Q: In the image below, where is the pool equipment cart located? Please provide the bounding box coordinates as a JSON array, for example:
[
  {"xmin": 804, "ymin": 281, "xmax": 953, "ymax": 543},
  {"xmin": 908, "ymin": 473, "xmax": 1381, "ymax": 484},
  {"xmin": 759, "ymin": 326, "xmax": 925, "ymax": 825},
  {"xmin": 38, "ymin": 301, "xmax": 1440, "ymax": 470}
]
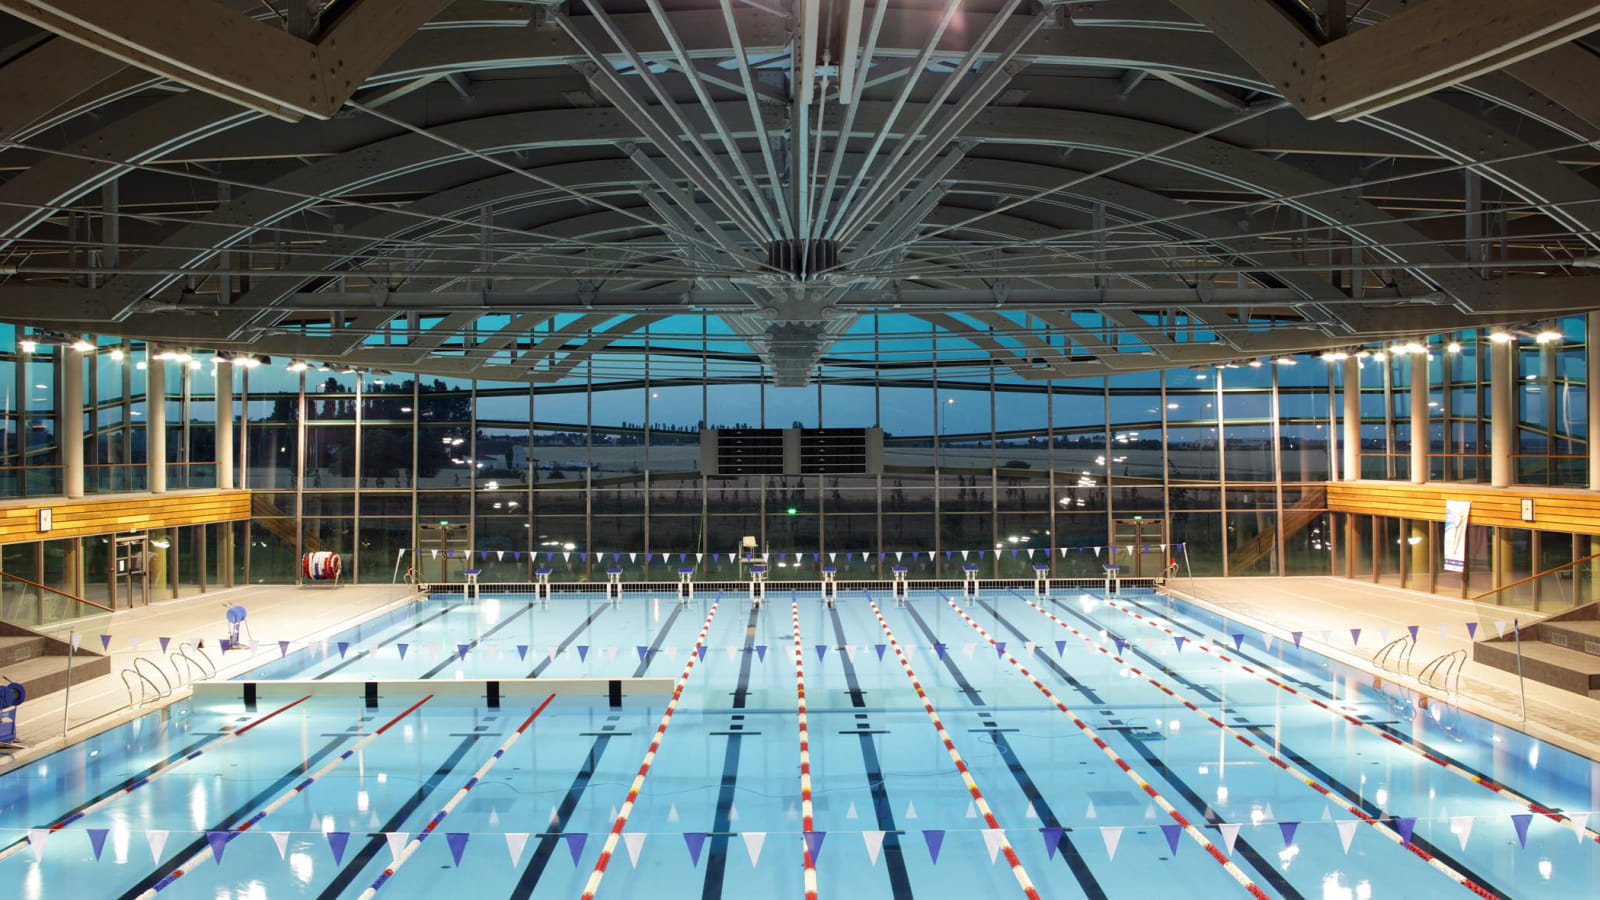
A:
[
  {"xmin": 0, "ymin": 676, "xmax": 23, "ymax": 745},
  {"xmin": 223, "ymin": 604, "xmax": 252, "ymax": 649}
]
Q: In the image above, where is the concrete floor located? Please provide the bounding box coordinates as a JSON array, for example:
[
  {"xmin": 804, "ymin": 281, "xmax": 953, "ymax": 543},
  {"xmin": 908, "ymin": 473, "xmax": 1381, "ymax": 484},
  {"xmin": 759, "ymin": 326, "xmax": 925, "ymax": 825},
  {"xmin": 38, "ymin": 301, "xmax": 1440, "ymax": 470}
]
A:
[
  {"xmin": 1170, "ymin": 575, "xmax": 1600, "ymax": 762},
  {"xmin": 1, "ymin": 582, "xmax": 414, "ymax": 771},
  {"xmin": 4, "ymin": 575, "xmax": 1597, "ymax": 775}
]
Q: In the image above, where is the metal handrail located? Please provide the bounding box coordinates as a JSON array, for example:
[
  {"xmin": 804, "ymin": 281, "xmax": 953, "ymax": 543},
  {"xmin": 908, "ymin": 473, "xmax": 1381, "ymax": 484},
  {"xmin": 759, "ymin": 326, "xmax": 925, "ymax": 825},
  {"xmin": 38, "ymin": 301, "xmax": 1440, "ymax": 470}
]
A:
[
  {"xmin": 121, "ymin": 667, "xmax": 165, "ymax": 708},
  {"xmin": 1418, "ymin": 649, "xmax": 1467, "ymax": 694},
  {"xmin": 1373, "ymin": 635, "xmax": 1414, "ymax": 674},
  {"xmin": 133, "ymin": 656, "xmax": 172, "ymax": 698},
  {"xmin": 1468, "ymin": 550, "xmax": 1600, "ymax": 603},
  {"xmin": 0, "ymin": 570, "xmax": 111, "ymax": 613},
  {"xmin": 171, "ymin": 642, "xmax": 215, "ymax": 682}
]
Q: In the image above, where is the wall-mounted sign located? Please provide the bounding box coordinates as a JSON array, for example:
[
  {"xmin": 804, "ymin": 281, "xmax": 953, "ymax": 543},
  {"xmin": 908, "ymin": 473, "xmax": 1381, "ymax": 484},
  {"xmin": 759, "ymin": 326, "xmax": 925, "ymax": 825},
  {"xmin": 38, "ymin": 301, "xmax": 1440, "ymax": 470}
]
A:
[
  {"xmin": 38, "ymin": 508, "xmax": 51, "ymax": 533},
  {"xmin": 1521, "ymin": 497, "xmax": 1535, "ymax": 522}
]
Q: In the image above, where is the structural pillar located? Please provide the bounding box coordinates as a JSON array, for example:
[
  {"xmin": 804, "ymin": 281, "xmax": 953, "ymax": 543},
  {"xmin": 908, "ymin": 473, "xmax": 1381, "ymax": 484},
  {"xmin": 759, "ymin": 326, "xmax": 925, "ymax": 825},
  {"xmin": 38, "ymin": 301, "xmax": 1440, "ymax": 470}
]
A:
[
  {"xmin": 62, "ymin": 346, "xmax": 84, "ymax": 499},
  {"xmin": 1341, "ymin": 357, "xmax": 1360, "ymax": 480},
  {"xmin": 148, "ymin": 355, "xmax": 166, "ymax": 493},
  {"xmin": 1490, "ymin": 337, "xmax": 1514, "ymax": 488},
  {"xmin": 216, "ymin": 362, "xmax": 235, "ymax": 490},
  {"xmin": 1410, "ymin": 351, "xmax": 1428, "ymax": 484},
  {"xmin": 1590, "ymin": 313, "xmax": 1600, "ymax": 489}
]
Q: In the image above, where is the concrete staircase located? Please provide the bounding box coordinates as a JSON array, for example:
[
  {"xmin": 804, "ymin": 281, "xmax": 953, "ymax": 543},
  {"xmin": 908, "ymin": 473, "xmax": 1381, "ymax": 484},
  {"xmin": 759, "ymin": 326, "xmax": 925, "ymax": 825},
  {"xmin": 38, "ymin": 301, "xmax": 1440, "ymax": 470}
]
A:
[
  {"xmin": 0, "ymin": 622, "xmax": 110, "ymax": 700},
  {"xmin": 1473, "ymin": 602, "xmax": 1600, "ymax": 698}
]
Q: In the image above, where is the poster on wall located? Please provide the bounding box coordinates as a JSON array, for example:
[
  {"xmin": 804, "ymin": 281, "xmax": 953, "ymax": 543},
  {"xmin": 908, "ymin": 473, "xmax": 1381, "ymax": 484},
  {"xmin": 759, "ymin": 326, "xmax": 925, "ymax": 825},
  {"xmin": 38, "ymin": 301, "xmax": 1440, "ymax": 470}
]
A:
[{"xmin": 1443, "ymin": 499, "xmax": 1471, "ymax": 572}]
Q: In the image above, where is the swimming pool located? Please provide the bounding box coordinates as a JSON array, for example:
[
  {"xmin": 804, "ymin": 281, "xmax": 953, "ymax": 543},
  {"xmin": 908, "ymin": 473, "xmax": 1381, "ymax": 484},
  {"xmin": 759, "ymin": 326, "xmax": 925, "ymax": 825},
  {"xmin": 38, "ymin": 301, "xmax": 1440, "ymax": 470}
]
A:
[{"xmin": 1, "ymin": 587, "xmax": 1595, "ymax": 898}]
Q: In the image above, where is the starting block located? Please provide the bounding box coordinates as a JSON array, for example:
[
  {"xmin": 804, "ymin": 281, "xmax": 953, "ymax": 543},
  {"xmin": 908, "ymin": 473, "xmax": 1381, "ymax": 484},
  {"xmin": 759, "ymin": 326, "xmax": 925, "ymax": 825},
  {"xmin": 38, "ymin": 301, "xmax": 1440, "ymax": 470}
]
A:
[
  {"xmin": 464, "ymin": 568, "xmax": 481, "ymax": 600},
  {"xmin": 535, "ymin": 568, "xmax": 552, "ymax": 604},
  {"xmin": 606, "ymin": 568, "xmax": 624, "ymax": 601},
  {"xmin": 1104, "ymin": 564, "xmax": 1121, "ymax": 596},
  {"xmin": 891, "ymin": 565, "xmax": 909, "ymax": 605},
  {"xmin": 820, "ymin": 567, "xmax": 838, "ymax": 606},
  {"xmin": 1032, "ymin": 564, "xmax": 1050, "ymax": 598},
  {"xmin": 962, "ymin": 564, "xmax": 980, "ymax": 597},
  {"xmin": 749, "ymin": 565, "xmax": 767, "ymax": 606},
  {"xmin": 677, "ymin": 568, "xmax": 695, "ymax": 602}
]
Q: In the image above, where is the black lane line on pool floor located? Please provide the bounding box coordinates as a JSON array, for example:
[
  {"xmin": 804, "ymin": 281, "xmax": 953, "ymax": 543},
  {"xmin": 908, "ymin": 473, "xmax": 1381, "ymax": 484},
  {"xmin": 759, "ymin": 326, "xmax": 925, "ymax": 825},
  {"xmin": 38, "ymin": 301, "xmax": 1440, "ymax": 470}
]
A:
[
  {"xmin": 314, "ymin": 603, "xmax": 456, "ymax": 679},
  {"xmin": 827, "ymin": 601, "xmax": 916, "ymax": 900},
  {"xmin": 699, "ymin": 604, "xmax": 762, "ymax": 900},
  {"xmin": 962, "ymin": 598, "xmax": 1304, "ymax": 900},
  {"xmin": 1022, "ymin": 594, "xmax": 1513, "ymax": 900},
  {"xmin": 628, "ymin": 601, "xmax": 688, "ymax": 676},
  {"xmin": 898, "ymin": 601, "xmax": 1109, "ymax": 900},
  {"xmin": 418, "ymin": 599, "xmax": 539, "ymax": 678},
  {"xmin": 523, "ymin": 603, "xmax": 613, "ymax": 678},
  {"xmin": 116, "ymin": 731, "xmax": 357, "ymax": 899},
  {"xmin": 505, "ymin": 600, "xmax": 698, "ymax": 900},
  {"xmin": 314, "ymin": 732, "xmax": 487, "ymax": 900}
]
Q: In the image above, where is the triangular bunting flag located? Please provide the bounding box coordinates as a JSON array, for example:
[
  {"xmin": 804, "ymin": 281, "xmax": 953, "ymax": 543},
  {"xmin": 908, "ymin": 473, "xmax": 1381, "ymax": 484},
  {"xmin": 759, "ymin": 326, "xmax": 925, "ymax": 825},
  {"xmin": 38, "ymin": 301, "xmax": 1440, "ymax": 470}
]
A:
[
  {"xmin": 337, "ymin": 641, "xmax": 349, "ymax": 658},
  {"xmin": 456, "ymin": 643, "xmax": 469, "ymax": 660},
  {"xmin": 26, "ymin": 829, "xmax": 49, "ymax": 861},
  {"xmin": 803, "ymin": 831, "xmax": 826, "ymax": 863},
  {"xmin": 1231, "ymin": 634, "xmax": 1245, "ymax": 651},
  {"xmin": 861, "ymin": 830, "xmax": 883, "ymax": 866},
  {"xmin": 934, "ymin": 642, "xmax": 947, "ymax": 659},
  {"xmin": 1291, "ymin": 632, "xmax": 1303, "ymax": 647},
  {"xmin": 875, "ymin": 644, "xmax": 887, "ymax": 660},
  {"xmin": 147, "ymin": 830, "xmax": 169, "ymax": 863},
  {"xmin": 100, "ymin": 634, "xmax": 112, "ymax": 651},
  {"xmin": 1350, "ymin": 629, "xmax": 1361, "ymax": 647},
  {"xmin": 1466, "ymin": 622, "xmax": 1478, "ymax": 639},
  {"xmin": 922, "ymin": 829, "xmax": 945, "ymax": 863},
  {"xmin": 756, "ymin": 645, "xmax": 768, "ymax": 661},
  {"xmin": 1571, "ymin": 812, "xmax": 1590, "ymax": 843},
  {"xmin": 397, "ymin": 643, "xmax": 409, "ymax": 659},
  {"xmin": 995, "ymin": 642, "xmax": 1006, "ymax": 657},
  {"xmin": 327, "ymin": 832, "xmax": 351, "ymax": 864},
  {"xmin": 446, "ymin": 832, "xmax": 469, "ymax": 866},
  {"xmin": 505, "ymin": 832, "xmax": 530, "ymax": 865},
  {"xmin": 1408, "ymin": 625, "xmax": 1420, "ymax": 642},
  {"xmin": 565, "ymin": 833, "xmax": 587, "ymax": 864},
  {"xmin": 636, "ymin": 645, "xmax": 649, "ymax": 662},
  {"xmin": 1217, "ymin": 822, "xmax": 1241, "ymax": 855},
  {"xmin": 1174, "ymin": 636, "xmax": 1186, "ymax": 652},
  {"xmin": 578, "ymin": 645, "xmax": 589, "ymax": 661},
  {"xmin": 815, "ymin": 644, "xmax": 828, "ymax": 661},
  {"xmin": 268, "ymin": 831, "xmax": 288, "ymax": 858},
  {"xmin": 1395, "ymin": 817, "xmax": 1416, "ymax": 846},
  {"xmin": 684, "ymin": 832, "xmax": 708, "ymax": 866},
  {"xmin": 159, "ymin": 636, "xmax": 171, "ymax": 652},
  {"xmin": 1041, "ymin": 827, "xmax": 1063, "ymax": 859},
  {"xmin": 87, "ymin": 827, "xmax": 109, "ymax": 861},
  {"xmin": 742, "ymin": 832, "xmax": 766, "ymax": 866},
  {"xmin": 1279, "ymin": 821, "xmax": 1298, "ymax": 847},
  {"xmin": 386, "ymin": 832, "xmax": 408, "ymax": 863},
  {"xmin": 1450, "ymin": 816, "xmax": 1473, "ymax": 850},
  {"xmin": 1511, "ymin": 814, "xmax": 1532, "ymax": 847},
  {"xmin": 904, "ymin": 801, "xmax": 918, "ymax": 820},
  {"xmin": 1101, "ymin": 826, "xmax": 1122, "ymax": 861},
  {"xmin": 1494, "ymin": 620, "xmax": 1507, "ymax": 638},
  {"xmin": 623, "ymin": 832, "xmax": 647, "ymax": 867},
  {"xmin": 981, "ymin": 829, "xmax": 1004, "ymax": 864},
  {"xmin": 206, "ymin": 831, "xmax": 231, "ymax": 863},
  {"xmin": 278, "ymin": 639, "xmax": 290, "ymax": 657},
  {"xmin": 1055, "ymin": 640, "xmax": 1066, "ymax": 656},
  {"xmin": 1113, "ymin": 637, "xmax": 1126, "ymax": 656},
  {"xmin": 1337, "ymin": 820, "xmax": 1358, "ymax": 853},
  {"xmin": 1160, "ymin": 824, "xmax": 1182, "ymax": 854}
]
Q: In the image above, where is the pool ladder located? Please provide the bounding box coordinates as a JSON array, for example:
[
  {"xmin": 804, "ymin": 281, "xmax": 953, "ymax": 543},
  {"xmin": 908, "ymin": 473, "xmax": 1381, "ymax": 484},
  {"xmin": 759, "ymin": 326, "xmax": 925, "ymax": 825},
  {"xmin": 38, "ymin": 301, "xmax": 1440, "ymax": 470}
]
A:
[
  {"xmin": 1373, "ymin": 635, "xmax": 1415, "ymax": 674},
  {"xmin": 1417, "ymin": 649, "xmax": 1466, "ymax": 695},
  {"xmin": 170, "ymin": 642, "xmax": 217, "ymax": 683},
  {"xmin": 121, "ymin": 658, "xmax": 173, "ymax": 709}
]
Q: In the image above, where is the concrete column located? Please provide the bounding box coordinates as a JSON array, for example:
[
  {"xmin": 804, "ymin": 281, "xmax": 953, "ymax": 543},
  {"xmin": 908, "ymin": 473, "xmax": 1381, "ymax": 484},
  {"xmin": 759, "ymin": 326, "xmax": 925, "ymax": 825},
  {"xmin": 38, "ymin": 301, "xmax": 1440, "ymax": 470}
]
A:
[
  {"xmin": 1590, "ymin": 312, "xmax": 1600, "ymax": 489},
  {"xmin": 1410, "ymin": 351, "xmax": 1428, "ymax": 483},
  {"xmin": 1490, "ymin": 338, "xmax": 1514, "ymax": 487},
  {"xmin": 62, "ymin": 348, "xmax": 84, "ymax": 498},
  {"xmin": 1342, "ymin": 357, "xmax": 1361, "ymax": 480},
  {"xmin": 148, "ymin": 355, "xmax": 166, "ymax": 493},
  {"xmin": 216, "ymin": 362, "xmax": 235, "ymax": 490}
]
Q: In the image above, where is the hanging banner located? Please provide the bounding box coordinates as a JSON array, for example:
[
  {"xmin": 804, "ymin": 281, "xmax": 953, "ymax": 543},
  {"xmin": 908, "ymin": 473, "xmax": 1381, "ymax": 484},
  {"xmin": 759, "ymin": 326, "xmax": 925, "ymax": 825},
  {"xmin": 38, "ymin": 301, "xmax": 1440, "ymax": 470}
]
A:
[{"xmin": 1443, "ymin": 499, "xmax": 1470, "ymax": 572}]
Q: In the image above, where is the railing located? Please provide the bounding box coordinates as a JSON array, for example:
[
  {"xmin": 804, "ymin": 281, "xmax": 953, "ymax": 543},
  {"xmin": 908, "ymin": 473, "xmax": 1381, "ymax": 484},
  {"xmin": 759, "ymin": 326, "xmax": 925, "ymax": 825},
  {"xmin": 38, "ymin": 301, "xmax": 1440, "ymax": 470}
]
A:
[
  {"xmin": 122, "ymin": 665, "xmax": 170, "ymax": 709},
  {"xmin": 134, "ymin": 656, "xmax": 173, "ymax": 698},
  {"xmin": 170, "ymin": 641, "xmax": 216, "ymax": 682},
  {"xmin": 1373, "ymin": 635, "xmax": 1414, "ymax": 674},
  {"xmin": 1467, "ymin": 550, "xmax": 1600, "ymax": 608},
  {"xmin": 0, "ymin": 570, "xmax": 111, "ymax": 615},
  {"xmin": 1417, "ymin": 649, "xmax": 1466, "ymax": 694}
]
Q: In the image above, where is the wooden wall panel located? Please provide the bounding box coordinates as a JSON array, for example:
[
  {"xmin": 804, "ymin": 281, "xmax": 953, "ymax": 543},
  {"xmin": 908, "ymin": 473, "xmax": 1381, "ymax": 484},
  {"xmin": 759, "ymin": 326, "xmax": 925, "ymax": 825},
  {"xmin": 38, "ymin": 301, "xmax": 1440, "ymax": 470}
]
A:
[
  {"xmin": 0, "ymin": 490, "xmax": 251, "ymax": 544},
  {"xmin": 1326, "ymin": 482, "xmax": 1600, "ymax": 534}
]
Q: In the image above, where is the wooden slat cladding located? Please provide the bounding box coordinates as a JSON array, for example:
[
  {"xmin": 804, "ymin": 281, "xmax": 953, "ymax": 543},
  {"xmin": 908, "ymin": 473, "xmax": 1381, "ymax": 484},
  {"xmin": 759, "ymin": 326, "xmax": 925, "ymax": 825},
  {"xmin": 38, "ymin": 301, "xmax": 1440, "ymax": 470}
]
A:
[
  {"xmin": 1327, "ymin": 482, "xmax": 1600, "ymax": 533},
  {"xmin": 0, "ymin": 490, "xmax": 251, "ymax": 544}
]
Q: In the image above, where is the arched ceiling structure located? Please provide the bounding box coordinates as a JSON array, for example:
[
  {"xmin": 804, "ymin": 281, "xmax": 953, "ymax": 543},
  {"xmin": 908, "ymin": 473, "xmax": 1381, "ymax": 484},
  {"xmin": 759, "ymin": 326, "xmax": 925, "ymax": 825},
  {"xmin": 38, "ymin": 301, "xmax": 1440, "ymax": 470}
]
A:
[{"xmin": 2, "ymin": 0, "xmax": 1600, "ymax": 385}]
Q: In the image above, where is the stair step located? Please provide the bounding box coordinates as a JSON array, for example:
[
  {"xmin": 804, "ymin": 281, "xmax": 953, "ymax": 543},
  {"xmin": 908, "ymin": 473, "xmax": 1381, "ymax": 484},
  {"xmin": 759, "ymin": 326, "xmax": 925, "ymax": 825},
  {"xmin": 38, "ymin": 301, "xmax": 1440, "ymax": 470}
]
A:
[
  {"xmin": 0, "ymin": 653, "xmax": 112, "ymax": 700},
  {"xmin": 1542, "ymin": 622, "xmax": 1600, "ymax": 656},
  {"xmin": 0, "ymin": 636, "xmax": 50, "ymax": 666}
]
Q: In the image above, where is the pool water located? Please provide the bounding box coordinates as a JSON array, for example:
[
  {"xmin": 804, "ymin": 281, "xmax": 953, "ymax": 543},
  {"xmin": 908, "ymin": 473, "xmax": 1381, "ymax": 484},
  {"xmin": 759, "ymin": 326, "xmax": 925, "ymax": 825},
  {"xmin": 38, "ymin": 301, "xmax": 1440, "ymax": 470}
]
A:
[{"xmin": 1, "ymin": 588, "xmax": 1596, "ymax": 899}]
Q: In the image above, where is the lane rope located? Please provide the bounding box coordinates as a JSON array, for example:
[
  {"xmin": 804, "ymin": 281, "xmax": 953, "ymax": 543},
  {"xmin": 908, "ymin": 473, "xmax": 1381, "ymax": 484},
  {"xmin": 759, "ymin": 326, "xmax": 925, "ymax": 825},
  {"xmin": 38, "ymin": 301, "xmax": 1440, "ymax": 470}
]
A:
[
  {"xmin": 134, "ymin": 694, "xmax": 435, "ymax": 897},
  {"xmin": 1102, "ymin": 592, "xmax": 1600, "ymax": 846},
  {"xmin": 865, "ymin": 596, "xmax": 1043, "ymax": 900},
  {"xmin": 792, "ymin": 602, "xmax": 819, "ymax": 900},
  {"xmin": 357, "ymin": 693, "xmax": 558, "ymax": 897},
  {"xmin": 0, "ymin": 693, "xmax": 313, "ymax": 864},
  {"xmin": 933, "ymin": 591, "xmax": 1269, "ymax": 900},
  {"xmin": 579, "ymin": 601, "xmax": 721, "ymax": 900},
  {"xmin": 1015, "ymin": 593, "xmax": 1497, "ymax": 899}
]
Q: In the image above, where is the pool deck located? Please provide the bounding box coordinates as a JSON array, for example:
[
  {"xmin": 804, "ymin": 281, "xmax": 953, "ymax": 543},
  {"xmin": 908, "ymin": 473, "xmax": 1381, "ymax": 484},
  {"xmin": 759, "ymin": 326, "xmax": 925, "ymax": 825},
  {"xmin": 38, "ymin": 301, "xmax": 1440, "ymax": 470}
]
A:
[
  {"xmin": 1, "ymin": 583, "xmax": 415, "ymax": 771},
  {"xmin": 5, "ymin": 575, "xmax": 1598, "ymax": 774},
  {"xmin": 1170, "ymin": 576, "xmax": 1600, "ymax": 763}
]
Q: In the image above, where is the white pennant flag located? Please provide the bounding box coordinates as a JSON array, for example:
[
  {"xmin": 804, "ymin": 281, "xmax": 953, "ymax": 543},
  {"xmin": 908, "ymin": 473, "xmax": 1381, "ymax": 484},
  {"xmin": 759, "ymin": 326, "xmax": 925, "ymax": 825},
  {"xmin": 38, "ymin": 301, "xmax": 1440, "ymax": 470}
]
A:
[
  {"xmin": 961, "ymin": 550, "xmax": 970, "ymax": 560},
  {"xmin": 629, "ymin": 553, "xmax": 637, "ymax": 563},
  {"xmin": 606, "ymin": 645, "xmax": 618, "ymax": 660},
  {"xmin": 1024, "ymin": 641, "xmax": 1037, "ymax": 655},
  {"xmin": 1059, "ymin": 547, "xmax": 1068, "ymax": 558},
  {"xmin": 386, "ymin": 832, "xmax": 409, "ymax": 863},
  {"xmin": 496, "ymin": 550, "xmax": 505, "ymax": 561},
  {"xmin": 562, "ymin": 551, "xmax": 571, "ymax": 562},
  {"xmin": 1570, "ymin": 812, "xmax": 1590, "ymax": 842},
  {"xmin": 667, "ymin": 804, "xmax": 680, "ymax": 823},
  {"xmin": 268, "ymin": 831, "xmax": 289, "ymax": 858},
  {"xmin": 488, "ymin": 808, "xmax": 501, "ymax": 826},
  {"xmin": 69, "ymin": 633, "xmax": 81, "ymax": 653},
  {"xmin": 546, "ymin": 645, "xmax": 558, "ymax": 660},
  {"xmin": 1024, "ymin": 803, "xmax": 1038, "ymax": 820},
  {"xmin": 1263, "ymin": 634, "xmax": 1274, "ymax": 651},
  {"xmin": 742, "ymin": 832, "xmax": 765, "ymax": 866},
  {"xmin": 966, "ymin": 801, "xmax": 978, "ymax": 819},
  {"xmin": 828, "ymin": 553, "xmax": 836, "ymax": 562},
  {"xmin": 846, "ymin": 802, "xmax": 859, "ymax": 820},
  {"xmin": 506, "ymin": 832, "xmax": 530, "ymax": 864},
  {"xmin": 665, "ymin": 647, "xmax": 678, "ymax": 661},
  {"xmin": 981, "ymin": 829, "xmax": 1005, "ymax": 864},
  {"xmin": 861, "ymin": 552, "xmax": 869, "ymax": 562},
  {"xmin": 727, "ymin": 802, "xmax": 739, "ymax": 822},
  {"xmin": 904, "ymin": 645, "xmax": 916, "ymax": 662},
  {"xmin": 1337, "ymin": 820, "xmax": 1358, "ymax": 854},
  {"xmin": 26, "ymin": 829, "xmax": 49, "ymax": 861},
  {"xmin": 696, "ymin": 553, "xmax": 704, "ymax": 563},
  {"xmin": 1437, "ymin": 623, "xmax": 1450, "ymax": 639},
  {"xmin": 130, "ymin": 636, "xmax": 141, "ymax": 651},
  {"xmin": 844, "ymin": 644, "xmax": 857, "ymax": 661},
  {"xmin": 895, "ymin": 551, "xmax": 903, "ymax": 561},
  {"xmin": 1027, "ymin": 548, "xmax": 1035, "ymax": 559},
  {"xmin": 1093, "ymin": 547, "xmax": 1102, "ymax": 557},
  {"xmin": 862, "ymin": 830, "xmax": 884, "ymax": 866},
  {"xmin": 1451, "ymin": 816, "xmax": 1474, "ymax": 850},
  {"xmin": 148, "ymin": 829, "xmax": 170, "ymax": 863},
  {"xmin": 1378, "ymin": 627, "xmax": 1391, "ymax": 645},
  {"xmin": 1084, "ymin": 800, "xmax": 1097, "ymax": 820},
  {"xmin": 431, "ymin": 549, "xmax": 439, "ymax": 559},
  {"xmin": 623, "ymin": 832, "xmax": 647, "ymax": 867},
  {"xmin": 962, "ymin": 642, "xmax": 976, "ymax": 658},
  {"xmin": 726, "ymin": 646, "xmax": 738, "ymax": 662},
  {"xmin": 1217, "ymin": 822, "xmax": 1241, "ymax": 855},
  {"xmin": 1494, "ymin": 620, "xmax": 1508, "ymax": 638},
  {"xmin": 1100, "ymin": 826, "xmax": 1122, "ymax": 860}
]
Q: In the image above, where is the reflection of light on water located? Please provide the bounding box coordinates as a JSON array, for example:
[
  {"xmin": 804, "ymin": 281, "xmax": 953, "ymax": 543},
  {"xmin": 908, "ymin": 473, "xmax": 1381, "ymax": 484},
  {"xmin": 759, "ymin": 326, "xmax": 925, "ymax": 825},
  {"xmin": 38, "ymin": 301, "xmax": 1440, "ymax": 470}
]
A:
[
  {"xmin": 1539, "ymin": 859, "xmax": 1553, "ymax": 879},
  {"xmin": 481, "ymin": 599, "xmax": 501, "ymax": 622},
  {"xmin": 240, "ymin": 881, "xmax": 268, "ymax": 900},
  {"xmin": 1528, "ymin": 745, "xmax": 1540, "ymax": 769},
  {"xmin": 357, "ymin": 790, "xmax": 370, "ymax": 813},
  {"xmin": 289, "ymin": 851, "xmax": 315, "ymax": 884},
  {"xmin": 1250, "ymin": 804, "xmax": 1266, "ymax": 826},
  {"xmin": 111, "ymin": 819, "xmax": 131, "ymax": 863},
  {"xmin": 190, "ymin": 780, "xmax": 210, "ymax": 829},
  {"xmin": 1215, "ymin": 784, "xmax": 1229, "ymax": 805},
  {"xmin": 1374, "ymin": 788, "xmax": 1388, "ymax": 807},
  {"xmin": 321, "ymin": 815, "xmax": 336, "ymax": 834},
  {"xmin": 23, "ymin": 862, "xmax": 42, "ymax": 900},
  {"xmin": 1277, "ymin": 844, "xmax": 1299, "ymax": 867}
]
